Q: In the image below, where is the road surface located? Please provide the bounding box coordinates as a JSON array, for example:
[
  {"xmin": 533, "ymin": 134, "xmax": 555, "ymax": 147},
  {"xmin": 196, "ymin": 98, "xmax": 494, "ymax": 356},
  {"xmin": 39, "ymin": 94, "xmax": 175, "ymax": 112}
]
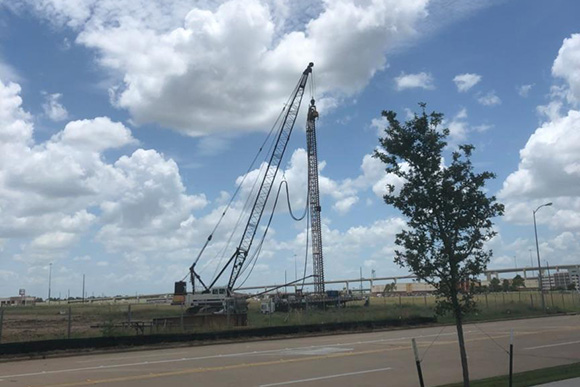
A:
[{"xmin": 1, "ymin": 315, "xmax": 579, "ymax": 386}]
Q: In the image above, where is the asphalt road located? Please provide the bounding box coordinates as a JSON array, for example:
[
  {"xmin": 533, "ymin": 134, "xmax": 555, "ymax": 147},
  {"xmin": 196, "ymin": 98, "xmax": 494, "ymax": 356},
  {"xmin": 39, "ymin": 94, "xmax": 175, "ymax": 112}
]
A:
[{"xmin": 1, "ymin": 315, "xmax": 579, "ymax": 386}]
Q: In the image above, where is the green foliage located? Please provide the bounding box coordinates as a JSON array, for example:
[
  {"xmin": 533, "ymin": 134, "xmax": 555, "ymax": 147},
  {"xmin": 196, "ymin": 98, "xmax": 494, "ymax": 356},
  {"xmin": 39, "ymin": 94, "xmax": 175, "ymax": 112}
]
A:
[
  {"xmin": 374, "ymin": 103, "xmax": 504, "ymax": 317},
  {"xmin": 512, "ymin": 274, "xmax": 525, "ymax": 289},
  {"xmin": 502, "ymin": 279, "xmax": 511, "ymax": 292},
  {"xmin": 489, "ymin": 277, "xmax": 501, "ymax": 292},
  {"xmin": 382, "ymin": 282, "xmax": 397, "ymax": 294}
]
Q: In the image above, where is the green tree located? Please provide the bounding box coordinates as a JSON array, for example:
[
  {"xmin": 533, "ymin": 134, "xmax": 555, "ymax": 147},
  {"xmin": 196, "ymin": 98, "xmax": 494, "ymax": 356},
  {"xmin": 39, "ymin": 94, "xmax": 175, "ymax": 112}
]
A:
[
  {"xmin": 374, "ymin": 104, "xmax": 504, "ymax": 386},
  {"xmin": 382, "ymin": 282, "xmax": 397, "ymax": 295},
  {"xmin": 489, "ymin": 277, "xmax": 501, "ymax": 292},
  {"xmin": 511, "ymin": 274, "xmax": 525, "ymax": 290},
  {"xmin": 502, "ymin": 279, "xmax": 511, "ymax": 292}
]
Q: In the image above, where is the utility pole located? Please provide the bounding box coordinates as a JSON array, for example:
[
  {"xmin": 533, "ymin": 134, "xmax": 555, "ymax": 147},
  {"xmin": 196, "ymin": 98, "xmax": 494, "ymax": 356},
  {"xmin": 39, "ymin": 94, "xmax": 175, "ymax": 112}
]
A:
[
  {"xmin": 48, "ymin": 262, "xmax": 52, "ymax": 304},
  {"xmin": 82, "ymin": 274, "xmax": 85, "ymax": 304}
]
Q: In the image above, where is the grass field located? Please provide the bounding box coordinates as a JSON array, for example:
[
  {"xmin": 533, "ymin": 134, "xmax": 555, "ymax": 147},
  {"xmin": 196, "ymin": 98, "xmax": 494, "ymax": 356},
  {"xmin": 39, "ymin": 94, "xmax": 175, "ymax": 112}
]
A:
[{"xmin": 1, "ymin": 291, "xmax": 579, "ymax": 343}]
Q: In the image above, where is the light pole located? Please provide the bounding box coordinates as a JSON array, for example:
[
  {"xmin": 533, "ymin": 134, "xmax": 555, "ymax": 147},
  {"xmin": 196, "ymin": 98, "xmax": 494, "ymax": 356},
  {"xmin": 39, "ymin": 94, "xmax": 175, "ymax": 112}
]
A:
[{"xmin": 533, "ymin": 202, "xmax": 552, "ymax": 312}]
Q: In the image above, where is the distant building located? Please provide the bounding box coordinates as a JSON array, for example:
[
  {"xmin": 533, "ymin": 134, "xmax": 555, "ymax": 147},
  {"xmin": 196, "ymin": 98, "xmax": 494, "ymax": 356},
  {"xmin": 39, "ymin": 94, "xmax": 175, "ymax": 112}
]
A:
[
  {"xmin": 371, "ymin": 282, "xmax": 435, "ymax": 294},
  {"xmin": 0, "ymin": 296, "xmax": 37, "ymax": 306},
  {"xmin": 569, "ymin": 268, "xmax": 580, "ymax": 288},
  {"xmin": 553, "ymin": 272, "xmax": 571, "ymax": 289}
]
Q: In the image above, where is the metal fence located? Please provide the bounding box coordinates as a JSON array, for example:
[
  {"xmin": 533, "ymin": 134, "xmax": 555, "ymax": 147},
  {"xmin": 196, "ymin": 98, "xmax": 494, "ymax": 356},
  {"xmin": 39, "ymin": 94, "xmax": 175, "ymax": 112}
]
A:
[{"xmin": 0, "ymin": 291, "xmax": 579, "ymax": 345}]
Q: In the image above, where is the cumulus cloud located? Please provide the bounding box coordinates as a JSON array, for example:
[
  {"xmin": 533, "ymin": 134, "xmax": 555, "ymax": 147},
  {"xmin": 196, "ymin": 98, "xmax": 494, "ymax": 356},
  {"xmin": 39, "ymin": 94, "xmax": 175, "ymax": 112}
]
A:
[
  {"xmin": 0, "ymin": 79, "xmax": 207, "ymax": 265},
  {"xmin": 499, "ymin": 110, "xmax": 580, "ymax": 230},
  {"xmin": 394, "ymin": 72, "xmax": 435, "ymax": 91},
  {"xmin": 552, "ymin": 33, "xmax": 580, "ymax": 104},
  {"xmin": 42, "ymin": 92, "xmax": 68, "ymax": 121},
  {"xmin": 453, "ymin": 73, "xmax": 481, "ymax": 92},
  {"xmin": 477, "ymin": 91, "xmax": 501, "ymax": 106},
  {"xmin": 333, "ymin": 196, "xmax": 359, "ymax": 214},
  {"xmin": 21, "ymin": 0, "xmax": 429, "ymax": 136},
  {"xmin": 500, "ymin": 110, "xmax": 580, "ymax": 202}
]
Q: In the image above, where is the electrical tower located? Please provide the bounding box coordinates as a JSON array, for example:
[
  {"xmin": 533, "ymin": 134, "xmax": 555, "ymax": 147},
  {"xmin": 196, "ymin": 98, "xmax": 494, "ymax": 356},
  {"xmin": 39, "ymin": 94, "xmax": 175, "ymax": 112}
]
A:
[{"xmin": 306, "ymin": 99, "xmax": 325, "ymax": 294}]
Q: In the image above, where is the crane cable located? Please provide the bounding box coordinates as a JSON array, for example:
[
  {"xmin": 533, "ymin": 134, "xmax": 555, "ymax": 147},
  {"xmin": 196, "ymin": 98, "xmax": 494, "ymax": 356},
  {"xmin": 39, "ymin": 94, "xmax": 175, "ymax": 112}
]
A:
[
  {"xmin": 238, "ymin": 69, "xmax": 316, "ymax": 289},
  {"xmin": 200, "ymin": 118, "xmax": 282, "ymax": 282},
  {"xmin": 203, "ymin": 151, "xmax": 271, "ymax": 280},
  {"xmin": 181, "ymin": 105, "xmax": 287, "ymax": 282},
  {"xmin": 236, "ymin": 177, "xmax": 286, "ymax": 288}
]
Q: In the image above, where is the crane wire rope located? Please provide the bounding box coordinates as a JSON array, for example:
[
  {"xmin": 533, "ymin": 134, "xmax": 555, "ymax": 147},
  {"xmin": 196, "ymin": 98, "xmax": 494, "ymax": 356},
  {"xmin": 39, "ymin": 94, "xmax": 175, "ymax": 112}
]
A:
[
  {"xmin": 206, "ymin": 75, "xmax": 308, "ymax": 286},
  {"xmin": 203, "ymin": 149, "xmax": 271, "ymax": 280},
  {"xmin": 235, "ymin": 177, "xmax": 287, "ymax": 288},
  {"xmin": 203, "ymin": 110, "xmax": 287, "ymax": 281},
  {"xmin": 181, "ymin": 105, "xmax": 287, "ymax": 282},
  {"xmin": 186, "ymin": 67, "xmax": 313, "ymax": 290}
]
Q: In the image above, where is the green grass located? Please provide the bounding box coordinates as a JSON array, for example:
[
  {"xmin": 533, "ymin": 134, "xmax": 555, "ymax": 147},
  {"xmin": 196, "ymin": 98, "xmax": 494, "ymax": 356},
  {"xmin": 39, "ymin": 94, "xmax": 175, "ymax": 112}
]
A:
[{"xmin": 438, "ymin": 362, "xmax": 580, "ymax": 387}]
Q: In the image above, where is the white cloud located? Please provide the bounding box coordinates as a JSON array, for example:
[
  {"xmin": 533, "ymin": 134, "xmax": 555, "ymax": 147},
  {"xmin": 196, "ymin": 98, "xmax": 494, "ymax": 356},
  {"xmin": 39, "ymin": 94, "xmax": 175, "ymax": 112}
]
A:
[
  {"xmin": 552, "ymin": 33, "xmax": 580, "ymax": 104},
  {"xmin": 333, "ymin": 196, "xmax": 359, "ymax": 214},
  {"xmin": 499, "ymin": 110, "xmax": 580, "ymax": 229},
  {"xmin": 477, "ymin": 91, "xmax": 501, "ymax": 106},
  {"xmin": 0, "ymin": 61, "xmax": 21, "ymax": 82},
  {"xmin": 22, "ymin": 0, "xmax": 429, "ymax": 136},
  {"xmin": 42, "ymin": 92, "xmax": 68, "ymax": 121},
  {"xmin": 517, "ymin": 84, "xmax": 534, "ymax": 97},
  {"xmin": 447, "ymin": 108, "xmax": 469, "ymax": 144},
  {"xmin": 394, "ymin": 72, "xmax": 435, "ymax": 91},
  {"xmin": 453, "ymin": 73, "xmax": 481, "ymax": 92},
  {"xmin": 30, "ymin": 231, "xmax": 78, "ymax": 250},
  {"xmin": 0, "ymin": 79, "xmax": 207, "ymax": 265},
  {"xmin": 500, "ymin": 110, "xmax": 580, "ymax": 201}
]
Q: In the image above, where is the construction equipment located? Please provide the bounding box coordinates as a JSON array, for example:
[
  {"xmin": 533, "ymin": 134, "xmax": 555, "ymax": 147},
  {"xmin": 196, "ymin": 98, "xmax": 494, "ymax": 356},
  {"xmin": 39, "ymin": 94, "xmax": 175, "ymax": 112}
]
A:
[
  {"xmin": 176, "ymin": 63, "xmax": 317, "ymax": 315},
  {"xmin": 306, "ymin": 99, "xmax": 325, "ymax": 294}
]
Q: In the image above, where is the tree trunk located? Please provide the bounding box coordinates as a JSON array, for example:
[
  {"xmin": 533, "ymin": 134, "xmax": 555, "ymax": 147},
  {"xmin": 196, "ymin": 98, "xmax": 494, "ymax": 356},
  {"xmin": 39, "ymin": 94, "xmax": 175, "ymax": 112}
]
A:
[{"xmin": 452, "ymin": 294, "xmax": 470, "ymax": 386}]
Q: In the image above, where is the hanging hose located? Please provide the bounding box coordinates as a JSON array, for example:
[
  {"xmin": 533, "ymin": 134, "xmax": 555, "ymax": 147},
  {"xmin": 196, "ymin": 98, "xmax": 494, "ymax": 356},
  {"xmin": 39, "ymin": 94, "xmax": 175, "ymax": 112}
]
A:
[
  {"xmin": 281, "ymin": 179, "xmax": 309, "ymax": 221},
  {"xmin": 299, "ymin": 206, "xmax": 310, "ymax": 291}
]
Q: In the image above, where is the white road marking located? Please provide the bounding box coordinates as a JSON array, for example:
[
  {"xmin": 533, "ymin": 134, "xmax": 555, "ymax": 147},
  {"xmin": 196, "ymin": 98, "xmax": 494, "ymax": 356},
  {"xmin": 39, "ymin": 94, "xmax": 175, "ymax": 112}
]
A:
[
  {"xmin": 75, "ymin": 350, "xmax": 190, "ymax": 363},
  {"xmin": 283, "ymin": 347, "xmax": 352, "ymax": 356},
  {"xmin": 523, "ymin": 340, "xmax": 580, "ymax": 350},
  {"xmin": 258, "ymin": 367, "xmax": 392, "ymax": 386},
  {"xmin": 0, "ymin": 330, "xmax": 472, "ymax": 380}
]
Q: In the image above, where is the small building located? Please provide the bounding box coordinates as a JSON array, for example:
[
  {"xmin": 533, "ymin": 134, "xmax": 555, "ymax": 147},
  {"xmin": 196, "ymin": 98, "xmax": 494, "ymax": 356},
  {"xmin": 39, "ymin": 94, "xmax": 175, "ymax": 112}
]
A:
[{"xmin": 0, "ymin": 296, "xmax": 37, "ymax": 306}]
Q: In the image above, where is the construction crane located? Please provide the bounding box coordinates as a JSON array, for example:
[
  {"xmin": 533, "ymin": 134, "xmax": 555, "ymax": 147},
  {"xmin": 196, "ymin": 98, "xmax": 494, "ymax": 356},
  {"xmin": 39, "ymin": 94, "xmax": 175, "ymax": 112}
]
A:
[
  {"xmin": 306, "ymin": 99, "xmax": 325, "ymax": 294},
  {"xmin": 175, "ymin": 63, "xmax": 317, "ymax": 313}
]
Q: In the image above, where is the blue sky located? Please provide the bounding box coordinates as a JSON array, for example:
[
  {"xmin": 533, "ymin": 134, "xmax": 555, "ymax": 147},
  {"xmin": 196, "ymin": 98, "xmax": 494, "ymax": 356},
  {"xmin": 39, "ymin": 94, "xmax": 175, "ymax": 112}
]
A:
[{"xmin": 1, "ymin": 0, "xmax": 579, "ymax": 298}]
